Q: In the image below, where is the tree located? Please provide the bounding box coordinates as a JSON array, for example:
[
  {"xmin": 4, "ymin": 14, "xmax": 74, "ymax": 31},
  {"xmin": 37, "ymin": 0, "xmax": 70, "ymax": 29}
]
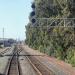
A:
[{"xmin": 25, "ymin": 0, "xmax": 75, "ymax": 66}]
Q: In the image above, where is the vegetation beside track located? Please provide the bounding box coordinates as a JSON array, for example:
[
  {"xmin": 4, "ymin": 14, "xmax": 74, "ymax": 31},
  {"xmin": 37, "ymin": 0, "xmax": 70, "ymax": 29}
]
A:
[{"xmin": 25, "ymin": 0, "xmax": 75, "ymax": 66}]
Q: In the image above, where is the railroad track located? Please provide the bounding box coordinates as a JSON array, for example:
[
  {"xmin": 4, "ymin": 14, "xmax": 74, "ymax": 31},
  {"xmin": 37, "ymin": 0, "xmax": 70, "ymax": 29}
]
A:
[
  {"xmin": 0, "ymin": 48, "xmax": 11, "ymax": 57},
  {"xmin": 18, "ymin": 46, "xmax": 54, "ymax": 75},
  {"xmin": 26, "ymin": 55, "xmax": 54, "ymax": 75},
  {"xmin": 4, "ymin": 47, "xmax": 22, "ymax": 75},
  {"xmin": 2, "ymin": 46, "xmax": 54, "ymax": 75}
]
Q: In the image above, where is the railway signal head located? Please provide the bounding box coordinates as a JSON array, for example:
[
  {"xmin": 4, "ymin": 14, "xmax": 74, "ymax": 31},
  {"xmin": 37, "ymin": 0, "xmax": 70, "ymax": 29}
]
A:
[
  {"xmin": 31, "ymin": 2, "xmax": 35, "ymax": 10},
  {"xmin": 31, "ymin": 18, "xmax": 36, "ymax": 24},
  {"xmin": 30, "ymin": 11, "xmax": 35, "ymax": 17},
  {"xmin": 30, "ymin": 2, "xmax": 37, "ymax": 25}
]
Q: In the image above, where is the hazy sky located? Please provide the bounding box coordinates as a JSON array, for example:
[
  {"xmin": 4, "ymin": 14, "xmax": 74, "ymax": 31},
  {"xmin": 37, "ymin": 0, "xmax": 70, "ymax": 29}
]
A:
[{"xmin": 0, "ymin": 0, "xmax": 33, "ymax": 40}]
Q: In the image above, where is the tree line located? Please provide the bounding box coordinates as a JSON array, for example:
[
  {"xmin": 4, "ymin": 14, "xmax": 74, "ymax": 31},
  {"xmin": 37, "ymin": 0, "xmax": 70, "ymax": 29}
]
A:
[{"xmin": 25, "ymin": 0, "xmax": 75, "ymax": 66}]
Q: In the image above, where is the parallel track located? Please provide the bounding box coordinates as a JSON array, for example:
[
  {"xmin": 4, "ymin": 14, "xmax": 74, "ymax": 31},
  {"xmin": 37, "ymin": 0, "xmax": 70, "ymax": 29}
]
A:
[
  {"xmin": 18, "ymin": 46, "xmax": 54, "ymax": 75},
  {"xmin": 0, "ymin": 48, "xmax": 11, "ymax": 56},
  {"xmin": 19, "ymin": 46, "xmax": 54, "ymax": 75},
  {"xmin": 26, "ymin": 55, "xmax": 54, "ymax": 75},
  {"xmin": 4, "ymin": 47, "xmax": 22, "ymax": 75},
  {"xmin": 3, "ymin": 46, "xmax": 54, "ymax": 75}
]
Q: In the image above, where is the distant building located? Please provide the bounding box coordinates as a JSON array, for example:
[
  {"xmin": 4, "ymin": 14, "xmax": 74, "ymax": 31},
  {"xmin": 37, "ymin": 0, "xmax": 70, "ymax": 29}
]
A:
[{"xmin": 0, "ymin": 38, "xmax": 16, "ymax": 47}]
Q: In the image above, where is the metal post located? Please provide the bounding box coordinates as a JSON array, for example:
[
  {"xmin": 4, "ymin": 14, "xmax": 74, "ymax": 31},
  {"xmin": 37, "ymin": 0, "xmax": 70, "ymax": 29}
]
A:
[
  {"xmin": 64, "ymin": 19, "xmax": 66, "ymax": 27},
  {"xmin": 3, "ymin": 28, "xmax": 4, "ymax": 47}
]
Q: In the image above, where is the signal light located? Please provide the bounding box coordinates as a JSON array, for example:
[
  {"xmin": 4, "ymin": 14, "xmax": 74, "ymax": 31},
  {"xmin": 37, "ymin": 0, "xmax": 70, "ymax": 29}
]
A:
[
  {"xmin": 31, "ymin": 18, "xmax": 36, "ymax": 24},
  {"xmin": 31, "ymin": 3, "xmax": 35, "ymax": 9},
  {"xmin": 30, "ymin": 2, "xmax": 36, "ymax": 25},
  {"xmin": 30, "ymin": 11, "xmax": 35, "ymax": 16}
]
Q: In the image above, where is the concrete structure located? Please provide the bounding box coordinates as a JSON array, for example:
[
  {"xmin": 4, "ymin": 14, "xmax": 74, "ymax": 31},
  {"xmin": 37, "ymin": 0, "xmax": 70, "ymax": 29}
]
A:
[{"xmin": 0, "ymin": 38, "xmax": 16, "ymax": 47}]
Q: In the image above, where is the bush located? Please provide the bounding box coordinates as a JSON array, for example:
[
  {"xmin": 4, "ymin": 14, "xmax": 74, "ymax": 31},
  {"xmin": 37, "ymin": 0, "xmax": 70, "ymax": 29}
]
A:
[{"xmin": 66, "ymin": 47, "xmax": 75, "ymax": 67}]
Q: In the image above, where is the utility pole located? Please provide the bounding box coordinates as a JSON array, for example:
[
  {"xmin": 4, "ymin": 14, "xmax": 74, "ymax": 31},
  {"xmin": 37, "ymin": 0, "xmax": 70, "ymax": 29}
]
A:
[{"xmin": 3, "ymin": 28, "xmax": 4, "ymax": 47}]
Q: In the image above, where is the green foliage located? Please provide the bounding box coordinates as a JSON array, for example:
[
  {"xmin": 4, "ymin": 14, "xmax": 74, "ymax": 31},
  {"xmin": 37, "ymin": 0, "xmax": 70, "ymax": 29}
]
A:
[
  {"xmin": 25, "ymin": 0, "xmax": 75, "ymax": 66},
  {"xmin": 66, "ymin": 47, "xmax": 75, "ymax": 67}
]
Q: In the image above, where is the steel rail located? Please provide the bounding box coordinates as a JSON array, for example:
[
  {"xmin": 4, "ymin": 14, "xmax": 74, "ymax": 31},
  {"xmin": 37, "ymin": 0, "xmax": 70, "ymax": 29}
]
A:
[
  {"xmin": 0, "ymin": 48, "xmax": 11, "ymax": 56},
  {"xmin": 4, "ymin": 48, "xmax": 22, "ymax": 75},
  {"xmin": 24, "ymin": 51, "xmax": 54, "ymax": 75}
]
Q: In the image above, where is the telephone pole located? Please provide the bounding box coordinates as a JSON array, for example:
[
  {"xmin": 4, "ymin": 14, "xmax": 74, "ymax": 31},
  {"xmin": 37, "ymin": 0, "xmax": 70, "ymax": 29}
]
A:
[{"xmin": 3, "ymin": 28, "xmax": 4, "ymax": 47}]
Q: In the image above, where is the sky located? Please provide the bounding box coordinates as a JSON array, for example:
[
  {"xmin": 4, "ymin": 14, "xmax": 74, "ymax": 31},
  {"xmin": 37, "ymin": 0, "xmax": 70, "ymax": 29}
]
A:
[{"xmin": 0, "ymin": 0, "xmax": 33, "ymax": 40}]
